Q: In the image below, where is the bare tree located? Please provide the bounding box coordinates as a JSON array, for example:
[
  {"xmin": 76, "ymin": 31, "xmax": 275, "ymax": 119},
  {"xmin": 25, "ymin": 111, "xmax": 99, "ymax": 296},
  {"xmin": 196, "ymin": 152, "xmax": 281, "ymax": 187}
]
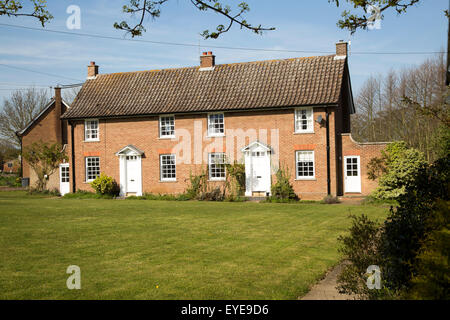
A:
[
  {"xmin": 351, "ymin": 55, "xmax": 447, "ymax": 162},
  {"xmin": 62, "ymin": 87, "xmax": 81, "ymax": 105},
  {"xmin": 353, "ymin": 75, "xmax": 380, "ymax": 142},
  {"xmin": 0, "ymin": 88, "xmax": 49, "ymax": 148}
]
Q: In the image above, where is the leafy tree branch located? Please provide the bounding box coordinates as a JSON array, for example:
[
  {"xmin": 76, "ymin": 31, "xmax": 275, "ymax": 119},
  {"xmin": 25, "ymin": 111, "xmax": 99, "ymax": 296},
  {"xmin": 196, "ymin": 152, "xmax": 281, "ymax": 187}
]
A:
[
  {"xmin": 114, "ymin": 0, "xmax": 275, "ymax": 38},
  {"xmin": 190, "ymin": 0, "xmax": 275, "ymax": 39},
  {"xmin": 329, "ymin": 0, "xmax": 420, "ymax": 33},
  {"xmin": 0, "ymin": 0, "xmax": 53, "ymax": 26}
]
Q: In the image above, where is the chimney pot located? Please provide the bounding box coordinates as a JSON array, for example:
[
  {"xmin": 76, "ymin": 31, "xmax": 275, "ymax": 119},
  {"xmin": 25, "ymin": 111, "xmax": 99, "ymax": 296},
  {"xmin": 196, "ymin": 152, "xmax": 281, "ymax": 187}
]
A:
[
  {"xmin": 87, "ymin": 61, "xmax": 99, "ymax": 79},
  {"xmin": 200, "ymin": 51, "xmax": 215, "ymax": 69}
]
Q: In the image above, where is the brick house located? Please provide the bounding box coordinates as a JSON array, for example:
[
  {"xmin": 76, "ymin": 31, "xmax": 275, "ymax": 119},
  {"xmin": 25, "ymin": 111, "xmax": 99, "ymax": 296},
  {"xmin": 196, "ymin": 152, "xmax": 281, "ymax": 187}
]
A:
[
  {"xmin": 17, "ymin": 91, "xmax": 70, "ymax": 191},
  {"xmin": 21, "ymin": 41, "xmax": 387, "ymax": 199},
  {"xmin": 2, "ymin": 158, "xmax": 20, "ymax": 174}
]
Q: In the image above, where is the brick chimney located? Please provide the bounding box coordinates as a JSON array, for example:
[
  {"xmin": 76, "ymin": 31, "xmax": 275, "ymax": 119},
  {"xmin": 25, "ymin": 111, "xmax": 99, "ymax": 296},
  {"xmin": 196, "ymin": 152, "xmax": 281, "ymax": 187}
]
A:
[
  {"xmin": 200, "ymin": 51, "xmax": 215, "ymax": 70},
  {"xmin": 335, "ymin": 41, "xmax": 348, "ymax": 58},
  {"xmin": 54, "ymin": 86, "xmax": 63, "ymax": 143},
  {"xmin": 87, "ymin": 61, "xmax": 99, "ymax": 79}
]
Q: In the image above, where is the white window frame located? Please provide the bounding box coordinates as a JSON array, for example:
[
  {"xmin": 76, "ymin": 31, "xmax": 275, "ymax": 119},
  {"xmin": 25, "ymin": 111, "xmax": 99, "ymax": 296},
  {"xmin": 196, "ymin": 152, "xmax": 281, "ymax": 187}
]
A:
[
  {"xmin": 84, "ymin": 119, "xmax": 99, "ymax": 141},
  {"xmin": 207, "ymin": 112, "xmax": 225, "ymax": 137},
  {"xmin": 294, "ymin": 107, "xmax": 314, "ymax": 133},
  {"xmin": 160, "ymin": 154, "xmax": 176, "ymax": 181},
  {"xmin": 208, "ymin": 152, "xmax": 226, "ymax": 181},
  {"xmin": 296, "ymin": 150, "xmax": 315, "ymax": 180},
  {"xmin": 159, "ymin": 115, "xmax": 175, "ymax": 138},
  {"xmin": 85, "ymin": 156, "xmax": 100, "ymax": 182},
  {"xmin": 60, "ymin": 164, "xmax": 70, "ymax": 183}
]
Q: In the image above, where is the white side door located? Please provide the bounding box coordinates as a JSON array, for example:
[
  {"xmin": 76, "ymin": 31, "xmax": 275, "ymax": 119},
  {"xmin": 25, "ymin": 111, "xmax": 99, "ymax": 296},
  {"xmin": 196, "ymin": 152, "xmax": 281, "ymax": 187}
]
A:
[
  {"xmin": 59, "ymin": 163, "xmax": 70, "ymax": 196},
  {"xmin": 344, "ymin": 156, "xmax": 361, "ymax": 193},
  {"xmin": 126, "ymin": 156, "xmax": 139, "ymax": 193}
]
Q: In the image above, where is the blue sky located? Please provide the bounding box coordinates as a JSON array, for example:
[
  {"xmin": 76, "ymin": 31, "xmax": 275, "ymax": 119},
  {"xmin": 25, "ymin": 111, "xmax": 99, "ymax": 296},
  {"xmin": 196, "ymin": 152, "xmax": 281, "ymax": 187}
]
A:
[{"xmin": 0, "ymin": 0, "xmax": 448, "ymax": 102}]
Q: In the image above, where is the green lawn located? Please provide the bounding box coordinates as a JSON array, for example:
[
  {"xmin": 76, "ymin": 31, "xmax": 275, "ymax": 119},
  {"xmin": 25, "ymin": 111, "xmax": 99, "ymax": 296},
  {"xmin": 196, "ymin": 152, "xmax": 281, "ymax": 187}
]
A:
[{"xmin": 0, "ymin": 191, "xmax": 388, "ymax": 299}]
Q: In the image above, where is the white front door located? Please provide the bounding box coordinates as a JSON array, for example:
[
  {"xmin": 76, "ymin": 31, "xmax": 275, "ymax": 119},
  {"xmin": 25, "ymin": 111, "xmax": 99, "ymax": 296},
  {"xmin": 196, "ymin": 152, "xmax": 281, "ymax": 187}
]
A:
[
  {"xmin": 126, "ymin": 155, "xmax": 139, "ymax": 193},
  {"xmin": 59, "ymin": 163, "xmax": 70, "ymax": 196},
  {"xmin": 344, "ymin": 156, "xmax": 361, "ymax": 193},
  {"xmin": 252, "ymin": 151, "xmax": 270, "ymax": 191},
  {"xmin": 244, "ymin": 148, "xmax": 271, "ymax": 196}
]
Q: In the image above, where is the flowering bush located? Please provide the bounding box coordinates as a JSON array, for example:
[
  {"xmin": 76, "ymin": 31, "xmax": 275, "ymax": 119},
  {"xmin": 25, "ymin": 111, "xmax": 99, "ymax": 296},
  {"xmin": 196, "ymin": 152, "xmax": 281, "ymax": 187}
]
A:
[{"xmin": 90, "ymin": 173, "xmax": 119, "ymax": 196}]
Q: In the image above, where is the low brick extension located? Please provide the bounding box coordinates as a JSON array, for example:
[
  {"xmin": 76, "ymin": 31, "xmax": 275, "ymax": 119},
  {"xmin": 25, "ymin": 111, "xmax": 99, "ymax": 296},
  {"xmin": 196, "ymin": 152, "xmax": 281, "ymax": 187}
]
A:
[{"xmin": 341, "ymin": 133, "xmax": 388, "ymax": 196}]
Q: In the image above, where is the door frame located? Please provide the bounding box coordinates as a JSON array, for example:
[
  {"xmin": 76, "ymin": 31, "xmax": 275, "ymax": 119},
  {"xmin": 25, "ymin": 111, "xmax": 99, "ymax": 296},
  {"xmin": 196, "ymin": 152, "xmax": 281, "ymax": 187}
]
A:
[
  {"xmin": 116, "ymin": 145, "xmax": 144, "ymax": 197},
  {"xmin": 242, "ymin": 141, "xmax": 272, "ymax": 197},
  {"xmin": 119, "ymin": 155, "xmax": 142, "ymax": 196},
  {"xmin": 343, "ymin": 155, "xmax": 361, "ymax": 193},
  {"xmin": 59, "ymin": 163, "xmax": 70, "ymax": 196}
]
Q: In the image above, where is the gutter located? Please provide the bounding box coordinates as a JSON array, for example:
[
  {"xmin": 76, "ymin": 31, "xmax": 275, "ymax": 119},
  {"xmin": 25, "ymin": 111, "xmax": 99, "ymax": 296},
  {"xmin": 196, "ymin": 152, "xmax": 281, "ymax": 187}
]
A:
[{"xmin": 61, "ymin": 104, "xmax": 340, "ymax": 121}]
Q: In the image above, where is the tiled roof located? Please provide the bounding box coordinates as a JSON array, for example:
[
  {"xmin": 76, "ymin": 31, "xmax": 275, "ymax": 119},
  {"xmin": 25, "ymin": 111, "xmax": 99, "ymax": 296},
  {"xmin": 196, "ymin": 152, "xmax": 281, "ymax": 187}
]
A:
[
  {"xmin": 18, "ymin": 98, "xmax": 71, "ymax": 135},
  {"xmin": 61, "ymin": 55, "xmax": 346, "ymax": 119}
]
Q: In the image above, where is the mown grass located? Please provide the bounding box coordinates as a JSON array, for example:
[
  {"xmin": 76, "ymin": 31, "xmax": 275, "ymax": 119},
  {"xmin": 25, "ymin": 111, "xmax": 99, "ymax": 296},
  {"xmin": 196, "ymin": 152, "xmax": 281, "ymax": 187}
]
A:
[{"xmin": 0, "ymin": 191, "xmax": 388, "ymax": 299}]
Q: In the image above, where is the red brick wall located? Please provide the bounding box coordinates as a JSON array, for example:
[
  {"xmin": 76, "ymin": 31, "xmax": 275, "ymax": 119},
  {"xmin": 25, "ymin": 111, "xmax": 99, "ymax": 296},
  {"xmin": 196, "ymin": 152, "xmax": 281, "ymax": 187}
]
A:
[
  {"xmin": 2, "ymin": 160, "xmax": 20, "ymax": 174},
  {"xmin": 341, "ymin": 133, "xmax": 387, "ymax": 195},
  {"xmin": 69, "ymin": 108, "xmax": 342, "ymax": 199},
  {"xmin": 21, "ymin": 102, "xmax": 63, "ymax": 190}
]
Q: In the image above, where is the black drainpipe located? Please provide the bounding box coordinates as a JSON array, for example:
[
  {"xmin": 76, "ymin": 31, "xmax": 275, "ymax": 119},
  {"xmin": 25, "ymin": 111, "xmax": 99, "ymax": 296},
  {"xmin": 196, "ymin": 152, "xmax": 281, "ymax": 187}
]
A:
[
  {"xmin": 326, "ymin": 108, "xmax": 331, "ymax": 196},
  {"xmin": 15, "ymin": 132, "xmax": 23, "ymax": 178},
  {"xmin": 69, "ymin": 121, "xmax": 76, "ymax": 192}
]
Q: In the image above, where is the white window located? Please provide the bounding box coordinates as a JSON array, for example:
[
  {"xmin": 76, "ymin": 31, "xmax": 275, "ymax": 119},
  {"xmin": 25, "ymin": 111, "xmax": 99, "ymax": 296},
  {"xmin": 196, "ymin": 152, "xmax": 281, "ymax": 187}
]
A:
[
  {"xmin": 207, "ymin": 113, "xmax": 225, "ymax": 136},
  {"xmin": 295, "ymin": 107, "xmax": 314, "ymax": 133},
  {"xmin": 61, "ymin": 166, "xmax": 69, "ymax": 183},
  {"xmin": 160, "ymin": 154, "xmax": 176, "ymax": 181},
  {"xmin": 85, "ymin": 157, "xmax": 100, "ymax": 182},
  {"xmin": 296, "ymin": 151, "xmax": 315, "ymax": 179},
  {"xmin": 159, "ymin": 115, "xmax": 175, "ymax": 138},
  {"xmin": 85, "ymin": 119, "xmax": 99, "ymax": 141},
  {"xmin": 208, "ymin": 153, "xmax": 226, "ymax": 180},
  {"xmin": 251, "ymin": 151, "xmax": 266, "ymax": 157}
]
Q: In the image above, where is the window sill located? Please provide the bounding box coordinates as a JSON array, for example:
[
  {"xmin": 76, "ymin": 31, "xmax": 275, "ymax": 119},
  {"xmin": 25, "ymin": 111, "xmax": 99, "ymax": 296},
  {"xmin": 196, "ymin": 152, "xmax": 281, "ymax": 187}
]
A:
[
  {"xmin": 208, "ymin": 178, "xmax": 226, "ymax": 182},
  {"xmin": 295, "ymin": 178, "xmax": 316, "ymax": 181},
  {"xmin": 206, "ymin": 134, "xmax": 225, "ymax": 138},
  {"xmin": 84, "ymin": 139, "xmax": 100, "ymax": 143},
  {"xmin": 160, "ymin": 179, "xmax": 177, "ymax": 183},
  {"xmin": 158, "ymin": 136, "xmax": 176, "ymax": 140},
  {"xmin": 293, "ymin": 131, "xmax": 314, "ymax": 135}
]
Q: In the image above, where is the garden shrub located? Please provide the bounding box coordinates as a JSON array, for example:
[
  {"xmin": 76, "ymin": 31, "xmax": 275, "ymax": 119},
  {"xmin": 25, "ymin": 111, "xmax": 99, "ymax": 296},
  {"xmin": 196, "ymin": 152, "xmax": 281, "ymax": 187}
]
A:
[
  {"xmin": 271, "ymin": 165, "xmax": 298, "ymax": 201},
  {"xmin": 185, "ymin": 163, "xmax": 244, "ymax": 201},
  {"xmin": 337, "ymin": 214, "xmax": 386, "ymax": 299},
  {"xmin": 408, "ymin": 200, "xmax": 450, "ymax": 300},
  {"xmin": 369, "ymin": 141, "xmax": 427, "ymax": 200},
  {"xmin": 225, "ymin": 161, "xmax": 245, "ymax": 200},
  {"xmin": 0, "ymin": 174, "xmax": 21, "ymax": 187},
  {"xmin": 90, "ymin": 173, "xmax": 119, "ymax": 196},
  {"xmin": 185, "ymin": 170, "xmax": 207, "ymax": 200},
  {"xmin": 380, "ymin": 154, "xmax": 450, "ymax": 293},
  {"xmin": 198, "ymin": 187, "xmax": 224, "ymax": 201},
  {"xmin": 27, "ymin": 188, "xmax": 61, "ymax": 196},
  {"xmin": 338, "ymin": 153, "xmax": 450, "ymax": 299},
  {"xmin": 142, "ymin": 193, "xmax": 191, "ymax": 201},
  {"xmin": 63, "ymin": 190, "xmax": 114, "ymax": 199}
]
